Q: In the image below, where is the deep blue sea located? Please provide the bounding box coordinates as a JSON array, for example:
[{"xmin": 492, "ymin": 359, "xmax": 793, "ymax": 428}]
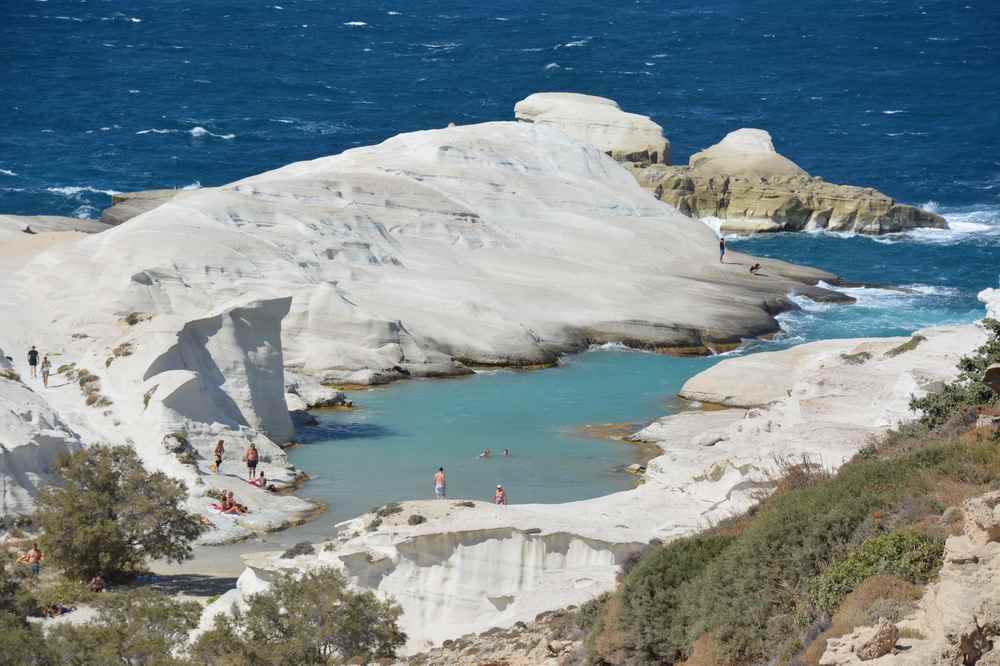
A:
[{"xmin": 4, "ymin": 0, "xmax": 999, "ymax": 523}]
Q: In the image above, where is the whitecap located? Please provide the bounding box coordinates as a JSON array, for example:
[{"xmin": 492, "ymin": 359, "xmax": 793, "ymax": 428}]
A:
[
  {"xmin": 47, "ymin": 186, "xmax": 121, "ymax": 197},
  {"xmin": 136, "ymin": 128, "xmax": 177, "ymax": 135},
  {"xmin": 189, "ymin": 126, "xmax": 235, "ymax": 140},
  {"xmin": 128, "ymin": 89, "xmax": 140, "ymax": 94},
  {"xmin": 0, "ymin": 169, "xmax": 17, "ymax": 177},
  {"xmin": 344, "ymin": 21, "xmax": 368, "ymax": 26},
  {"xmin": 387, "ymin": 11, "xmax": 401, "ymax": 16},
  {"xmin": 563, "ymin": 38, "xmax": 591, "ymax": 48},
  {"xmin": 73, "ymin": 205, "xmax": 99, "ymax": 219},
  {"xmin": 882, "ymin": 109, "xmax": 905, "ymax": 114},
  {"xmin": 544, "ymin": 62, "xmax": 560, "ymax": 70},
  {"xmin": 129, "ymin": 17, "xmax": 142, "ymax": 23}
]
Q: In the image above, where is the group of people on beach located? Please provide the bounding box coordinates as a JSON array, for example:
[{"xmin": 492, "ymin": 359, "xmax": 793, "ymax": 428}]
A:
[
  {"xmin": 432, "ymin": 466, "xmax": 508, "ymax": 505},
  {"xmin": 25, "ymin": 345, "xmax": 52, "ymax": 387},
  {"xmin": 213, "ymin": 440, "xmax": 269, "ymax": 484}
]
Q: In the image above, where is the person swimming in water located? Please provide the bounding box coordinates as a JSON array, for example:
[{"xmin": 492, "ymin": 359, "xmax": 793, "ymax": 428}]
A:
[{"xmin": 479, "ymin": 449, "xmax": 491, "ymax": 459}]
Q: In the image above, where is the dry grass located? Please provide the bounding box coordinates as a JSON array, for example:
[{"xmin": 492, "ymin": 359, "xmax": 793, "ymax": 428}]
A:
[
  {"xmin": 592, "ymin": 594, "xmax": 628, "ymax": 665},
  {"xmin": 800, "ymin": 576, "xmax": 921, "ymax": 664},
  {"xmin": 679, "ymin": 634, "xmax": 730, "ymax": 666}
]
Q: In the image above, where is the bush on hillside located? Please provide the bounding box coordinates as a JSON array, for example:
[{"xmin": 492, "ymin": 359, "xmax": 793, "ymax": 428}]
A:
[
  {"xmin": 584, "ymin": 430, "xmax": 1000, "ymax": 665},
  {"xmin": 190, "ymin": 567, "xmax": 406, "ymax": 665},
  {"xmin": 808, "ymin": 530, "xmax": 944, "ymax": 613},
  {"xmin": 36, "ymin": 445, "xmax": 206, "ymax": 579},
  {"xmin": 911, "ymin": 318, "xmax": 1000, "ymax": 429},
  {"xmin": 596, "ymin": 536, "xmax": 732, "ymax": 664},
  {"xmin": 45, "ymin": 589, "xmax": 201, "ymax": 665}
]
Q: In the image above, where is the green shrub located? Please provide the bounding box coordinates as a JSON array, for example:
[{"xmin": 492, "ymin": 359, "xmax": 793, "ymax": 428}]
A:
[
  {"xmin": 808, "ymin": 530, "xmax": 944, "ymax": 613},
  {"xmin": 616, "ymin": 535, "xmax": 733, "ymax": 664},
  {"xmin": 281, "ymin": 542, "xmax": 316, "ymax": 559},
  {"xmin": 911, "ymin": 319, "xmax": 1000, "ymax": 429},
  {"xmin": 36, "ymin": 445, "xmax": 206, "ymax": 579},
  {"xmin": 45, "ymin": 589, "xmax": 200, "ymax": 665},
  {"xmin": 190, "ymin": 567, "xmax": 405, "ymax": 664},
  {"xmin": 576, "ymin": 592, "xmax": 610, "ymax": 633}
]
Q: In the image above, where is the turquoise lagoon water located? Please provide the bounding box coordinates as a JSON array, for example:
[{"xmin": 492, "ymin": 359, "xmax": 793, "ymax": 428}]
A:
[{"xmin": 292, "ymin": 351, "xmax": 718, "ymax": 527}]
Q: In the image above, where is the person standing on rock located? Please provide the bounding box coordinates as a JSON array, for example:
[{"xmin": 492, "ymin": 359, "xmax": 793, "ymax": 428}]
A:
[
  {"xmin": 40, "ymin": 355, "xmax": 51, "ymax": 387},
  {"xmin": 719, "ymin": 237, "xmax": 726, "ymax": 264},
  {"xmin": 244, "ymin": 443, "xmax": 259, "ymax": 480},
  {"xmin": 27, "ymin": 345, "xmax": 39, "ymax": 378},
  {"xmin": 214, "ymin": 440, "xmax": 225, "ymax": 473},
  {"xmin": 434, "ymin": 467, "xmax": 446, "ymax": 499}
]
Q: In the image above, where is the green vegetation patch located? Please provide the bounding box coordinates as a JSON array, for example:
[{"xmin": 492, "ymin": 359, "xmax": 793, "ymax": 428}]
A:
[
  {"xmin": 885, "ymin": 334, "xmax": 926, "ymax": 358},
  {"xmin": 808, "ymin": 530, "xmax": 944, "ymax": 613}
]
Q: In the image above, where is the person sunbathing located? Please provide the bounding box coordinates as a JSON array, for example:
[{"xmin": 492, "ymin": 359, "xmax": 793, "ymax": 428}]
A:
[{"xmin": 220, "ymin": 491, "xmax": 249, "ymax": 515}]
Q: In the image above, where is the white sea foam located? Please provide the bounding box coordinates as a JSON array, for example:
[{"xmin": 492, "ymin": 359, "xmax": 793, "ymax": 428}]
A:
[
  {"xmin": 189, "ymin": 126, "xmax": 235, "ymax": 139},
  {"xmin": 882, "ymin": 109, "xmax": 905, "ymax": 114},
  {"xmin": 46, "ymin": 186, "xmax": 120, "ymax": 197},
  {"xmin": 136, "ymin": 128, "xmax": 176, "ymax": 135},
  {"xmin": 344, "ymin": 21, "xmax": 368, "ymax": 26},
  {"xmin": 182, "ymin": 181, "xmax": 201, "ymax": 190},
  {"xmin": 563, "ymin": 38, "xmax": 591, "ymax": 48},
  {"xmin": 72, "ymin": 205, "xmax": 98, "ymax": 219},
  {"xmin": 0, "ymin": 169, "xmax": 17, "ymax": 177},
  {"xmin": 387, "ymin": 11, "xmax": 401, "ymax": 16}
]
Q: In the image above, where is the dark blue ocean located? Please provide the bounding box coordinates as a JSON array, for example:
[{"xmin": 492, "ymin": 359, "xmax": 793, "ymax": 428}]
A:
[{"xmin": 3, "ymin": 1, "xmax": 999, "ymax": 519}]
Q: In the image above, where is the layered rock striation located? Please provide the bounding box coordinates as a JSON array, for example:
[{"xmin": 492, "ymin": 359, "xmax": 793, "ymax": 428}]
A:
[{"xmin": 624, "ymin": 129, "xmax": 947, "ymax": 234}]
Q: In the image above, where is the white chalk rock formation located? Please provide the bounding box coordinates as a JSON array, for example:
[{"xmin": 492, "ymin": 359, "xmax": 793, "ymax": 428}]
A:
[
  {"xmin": 688, "ymin": 128, "xmax": 806, "ymax": 177},
  {"xmin": 239, "ymin": 502, "xmax": 645, "ymax": 654},
  {"xmin": 26, "ymin": 121, "xmax": 835, "ymax": 386},
  {"xmin": 0, "ymin": 365, "xmax": 83, "ymax": 516},
  {"xmin": 515, "ymin": 92, "xmax": 670, "ymax": 165}
]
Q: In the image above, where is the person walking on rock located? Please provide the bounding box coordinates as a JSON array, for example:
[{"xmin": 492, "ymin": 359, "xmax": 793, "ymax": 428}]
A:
[
  {"xmin": 719, "ymin": 237, "xmax": 726, "ymax": 264},
  {"xmin": 214, "ymin": 440, "xmax": 225, "ymax": 474},
  {"xmin": 40, "ymin": 355, "xmax": 51, "ymax": 388},
  {"xmin": 243, "ymin": 443, "xmax": 259, "ymax": 480},
  {"xmin": 27, "ymin": 345, "xmax": 39, "ymax": 378},
  {"xmin": 434, "ymin": 467, "xmax": 446, "ymax": 499}
]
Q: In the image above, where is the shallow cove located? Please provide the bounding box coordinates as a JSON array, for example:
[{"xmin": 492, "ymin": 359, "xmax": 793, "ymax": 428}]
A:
[{"xmin": 288, "ymin": 350, "xmax": 719, "ymax": 532}]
